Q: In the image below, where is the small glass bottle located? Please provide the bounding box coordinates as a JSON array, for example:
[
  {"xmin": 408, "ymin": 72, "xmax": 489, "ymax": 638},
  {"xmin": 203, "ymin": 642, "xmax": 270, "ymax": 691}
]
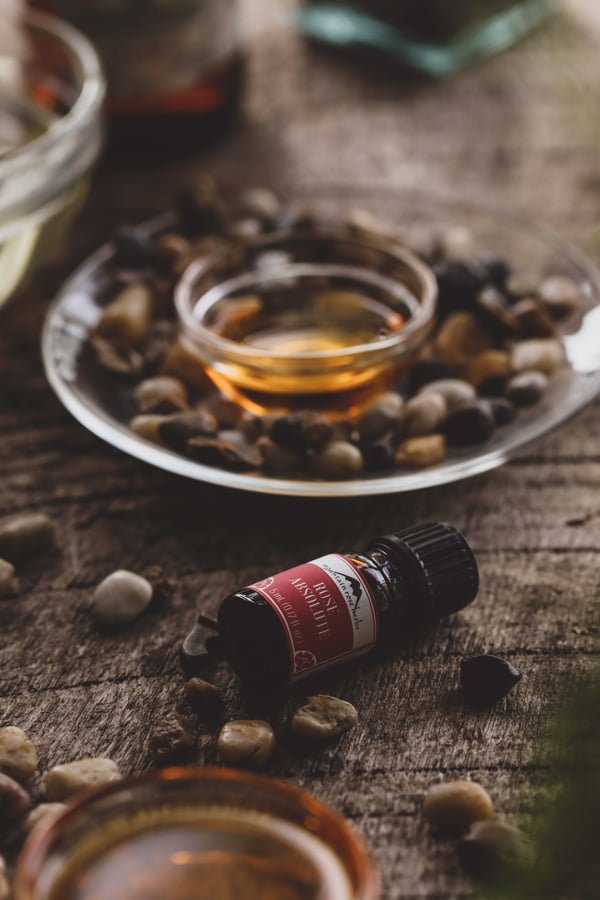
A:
[{"xmin": 215, "ymin": 522, "xmax": 478, "ymax": 687}]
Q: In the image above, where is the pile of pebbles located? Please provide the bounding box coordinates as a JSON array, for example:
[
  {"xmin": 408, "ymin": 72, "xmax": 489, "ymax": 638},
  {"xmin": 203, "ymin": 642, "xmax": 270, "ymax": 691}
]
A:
[{"xmin": 86, "ymin": 183, "xmax": 582, "ymax": 481}]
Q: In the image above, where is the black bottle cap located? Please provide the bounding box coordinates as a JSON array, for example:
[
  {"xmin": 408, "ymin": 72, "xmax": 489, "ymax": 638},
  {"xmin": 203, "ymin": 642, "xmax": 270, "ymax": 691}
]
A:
[{"xmin": 366, "ymin": 522, "xmax": 479, "ymax": 622}]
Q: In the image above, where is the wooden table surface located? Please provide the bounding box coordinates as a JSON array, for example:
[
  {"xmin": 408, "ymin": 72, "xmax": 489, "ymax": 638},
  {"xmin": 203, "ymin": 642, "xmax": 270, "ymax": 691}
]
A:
[{"xmin": 2, "ymin": 2, "xmax": 600, "ymax": 897}]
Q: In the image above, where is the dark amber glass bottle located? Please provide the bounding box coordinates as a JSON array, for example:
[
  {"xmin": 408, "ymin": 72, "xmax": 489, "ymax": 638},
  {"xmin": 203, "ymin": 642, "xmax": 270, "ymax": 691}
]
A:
[{"xmin": 216, "ymin": 522, "xmax": 478, "ymax": 688}]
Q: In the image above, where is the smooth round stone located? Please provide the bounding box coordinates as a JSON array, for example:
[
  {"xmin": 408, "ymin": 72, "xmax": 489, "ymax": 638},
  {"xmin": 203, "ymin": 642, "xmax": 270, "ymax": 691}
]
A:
[
  {"xmin": 217, "ymin": 720, "xmax": 275, "ymax": 768},
  {"xmin": 270, "ymin": 411, "xmax": 333, "ymax": 453},
  {"xmin": 0, "ymin": 513, "xmax": 56, "ymax": 564},
  {"xmin": 160, "ymin": 337, "xmax": 214, "ymax": 393},
  {"xmin": 45, "ymin": 758, "xmax": 122, "ymax": 801},
  {"xmin": 91, "ymin": 336, "xmax": 144, "ymax": 376},
  {"xmin": 506, "ymin": 370, "xmax": 548, "ymax": 407},
  {"xmin": 395, "ymin": 434, "xmax": 446, "ymax": 468},
  {"xmin": 433, "ymin": 312, "xmax": 493, "ymax": 368},
  {"xmin": 158, "ymin": 412, "xmax": 218, "ymax": 452},
  {"xmin": 310, "ymin": 441, "xmax": 363, "ymax": 480},
  {"xmin": 463, "ymin": 350, "xmax": 512, "ymax": 389},
  {"xmin": 459, "ymin": 820, "xmax": 532, "ymax": 878},
  {"xmin": 95, "ymin": 283, "xmax": 153, "ymax": 347},
  {"xmin": 537, "ymin": 274, "xmax": 580, "ymax": 318},
  {"xmin": 134, "ymin": 376, "xmax": 188, "ymax": 415},
  {"xmin": 257, "ymin": 436, "xmax": 303, "ymax": 474},
  {"xmin": 91, "ymin": 570, "xmax": 153, "ymax": 628},
  {"xmin": 440, "ymin": 225, "xmax": 474, "ymax": 260},
  {"xmin": 512, "ymin": 299, "xmax": 556, "ymax": 339},
  {"xmin": 511, "ymin": 338, "xmax": 564, "ymax": 374},
  {"xmin": 487, "ymin": 398, "xmax": 517, "ymax": 427},
  {"xmin": 358, "ymin": 392, "xmax": 404, "ymax": 441},
  {"xmin": 0, "ymin": 727, "xmax": 37, "ymax": 783},
  {"xmin": 291, "ymin": 695, "xmax": 358, "ymax": 741},
  {"xmin": 403, "ymin": 392, "xmax": 447, "ymax": 437},
  {"xmin": 360, "ymin": 440, "xmax": 395, "ymax": 472},
  {"xmin": 23, "ymin": 802, "xmax": 68, "ymax": 834},
  {"xmin": 183, "ymin": 678, "xmax": 224, "ymax": 716},
  {"xmin": 129, "ymin": 414, "xmax": 167, "ymax": 444},
  {"xmin": 0, "ymin": 560, "xmax": 15, "ymax": 596},
  {"xmin": 442, "ymin": 403, "xmax": 495, "ymax": 446},
  {"xmin": 0, "ymin": 772, "xmax": 31, "ymax": 827},
  {"xmin": 423, "ymin": 780, "xmax": 495, "ymax": 833},
  {"xmin": 420, "ymin": 379, "xmax": 476, "ymax": 413}
]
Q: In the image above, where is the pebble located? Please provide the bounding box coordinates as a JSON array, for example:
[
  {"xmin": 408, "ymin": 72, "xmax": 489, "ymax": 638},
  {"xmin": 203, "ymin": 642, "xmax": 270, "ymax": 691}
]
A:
[
  {"xmin": 183, "ymin": 678, "xmax": 224, "ymax": 716},
  {"xmin": 460, "ymin": 655, "xmax": 522, "ymax": 706},
  {"xmin": 420, "ymin": 379, "xmax": 476, "ymax": 413},
  {"xmin": 206, "ymin": 397, "xmax": 244, "ymax": 430},
  {"xmin": 90, "ymin": 336, "xmax": 144, "ymax": 376},
  {"xmin": 239, "ymin": 187, "xmax": 281, "ymax": 224},
  {"xmin": 537, "ymin": 274, "xmax": 580, "ymax": 318},
  {"xmin": 423, "ymin": 780, "xmax": 495, "ymax": 833},
  {"xmin": 440, "ymin": 225, "xmax": 474, "ymax": 259},
  {"xmin": 433, "ymin": 312, "xmax": 493, "ymax": 368},
  {"xmin": 0, "ymin": 727, "xmax": 37, "ymax": 783},
  {"xmin": 158, "ymin": 412, "xmax": 218, "ymax": 452},
  {"xmin": 358, "ymin": 392, "xmax": 404, "ymax": 441},
  {"xmin": 187, "ymin": 436, "xmax": 260, "ymax": 471},
  {"xmin": 0, "ymin": 513, "xmax": 56, "ymax": 563},
  {"xmin": 45, "ymin": 758, "xmax": 122, "ymax": 801},
  {"xmin": 0, "ymin": 560, "xmax": 15, "ymax": 595},
  {"xmin": 149, "ymin": 713, "xmax": 195, "ymax": 762},
  {"xmin": 217, "ymin": 720, "xmax": 275, "ymax": 767},
  {"xmin": 512, "ymin": 298, "xmax": 557, "ymax": 339},
  {"xmin": 270, "ymin": 411, "xmax": 333, "ymax": 453},
  {"xmin": 0, "ymin": 772, "xmax": 31, "ymax": 826},
  {"xmin": 477, "ymin": 373, "xmax": 510, "ymax": 398},
  {"xmin": 395, "ymin": 434, "xmax": 446, "ymax": 468},
  {"xmin": 459, "ymin": 820, "xmax": 532, "ymax": 878},
  {"xmin": 506, "ymin": 370, "xmax": 548, "ymax": 407},
  {"xmin": 403, "ymin": 392, "xmax": 447, "ymax": 437},
  {"xmin": 506, "ymin": 270, "xmax": 540, "ymax": 298},
  {"xmin": 257, "ymin": 436, "xmax": 303, "ymax": 474},
  {"xmin": 160, "ymin": 337, "xmax": 214, "ymax": 392},
  {"xmin": 143, "ymin": 319, "xmax": 177, "ymax": 370},
  {"xmin": 91, "ymin": 570, "xmax": 153, "ymax": 628},
  {"xmin": 405, "ymin": 358, "xmax": 456, "ymax": 395},
  {"xmin": 463, "ymin": 350, "xmax": 512, "ymax": 389},
  {"xmin": 360, "ymin": 439, "xmax": 395, "ymax": 472},
  {"xmin": 310, "ymin": 441, "xmax": 363, "ymax": 480},
  {"xmin": 290, "ymin": 695, "xmax": 358, "ymax": 741},
  {"xmin": 476, "ymin": 286, "xmax": 517, "ymax": 336},
  {"xmin": 0, "ymin": 856, "xmax": 8, "ymax": 900},
  {"xmin": 478, "ymin": 255, "xmax": 512, "ymax": 289},
  {"xmin": 442, "ymin": 402, "xmax": 495, "ymax": 446},
  {"xmin": 95, "ymin": 284, "xmax": 153, "ymax": 347},
  {"xmin": 129, "ymin": 414, "xmax": 167, "ymax": 444},
  {"xmin": 434, "ymin": 260, "xmax": 489, "ymax": 316},
  {"xmin": 23, "ymin": 802, "xmax": 68, "ymax": 834},
  {"xmin": 134, "ymin": 376, "xmax": 188, "ymax": 415},
  {"xmin": 487, "ymin": 398, "xmax": 516, "ymax": 427},
  {"xmin": 511, "ymin": 338, "xmax": 564, "ymax": 375}
]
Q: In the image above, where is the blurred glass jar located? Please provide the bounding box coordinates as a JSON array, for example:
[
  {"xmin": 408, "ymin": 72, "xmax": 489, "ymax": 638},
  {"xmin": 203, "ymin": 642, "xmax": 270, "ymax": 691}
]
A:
[
  {"xmin": 30, "ymin": 1, "xmax": 243, "ymax": 150},
  {"xmin": 298, "ymin": 0, "xmax": 557, "ymax": 77},
  {"xmin": 0, "ymin": 7, "xmax": 104, "ymax": 308}
]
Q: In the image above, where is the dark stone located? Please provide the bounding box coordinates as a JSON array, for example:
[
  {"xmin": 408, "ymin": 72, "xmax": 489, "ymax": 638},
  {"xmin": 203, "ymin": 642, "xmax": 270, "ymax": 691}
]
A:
[
  {"xmin": 186, "ymin": 437, "xmax": 260, "ymax": 471},
  {"xmin": 478, "ymin": 255, "xmax": 512, "ymax": 289},
  {"xmin": 441, "ymin": 403, "xmax": 495, "ymax": 446},
  {"xmin": 433, "ymin": 260, "xmax": 489, "ymax": 316},
  {"xmin": 405, "ymin": 358, "xmax": 457, "ymax": 395},
  {"xmin": 475, "ymin": 287, "xmax": 517, "ymax": 337},
  {"xmin": 460, "ymin": 655, "xmax": 522, "ymax": 706},
  {"xmin": 149, "ymin": 713, "xmax": 195, "ymax": 763},
  {"xmin": 487, "ymin": 398, "xmax": 517, "ymax": 427},
  {"xmin": 512, "ymin": 299, "xmax": 557, "ymax": 338},
  {"xmin": 507, "ymin": 370, "xmax": 548, "ymax": 407},
  {"xmin": 158, "ymin": 412, "xmax": 218, "ymax": 451},
  {"xmin": 270, "ymin": 411, "xmax": 333, "ymax": 453},
  {"xmin": 477, "ymin": 373, "xmax": 509, "ymax": 398},
  {"xmin": 360, "ymin": 440, "xmax": 395, "ymax": 472},
  {"xmin": 113, "ymin": 227, "xmax": 155, "ymax": 270}
]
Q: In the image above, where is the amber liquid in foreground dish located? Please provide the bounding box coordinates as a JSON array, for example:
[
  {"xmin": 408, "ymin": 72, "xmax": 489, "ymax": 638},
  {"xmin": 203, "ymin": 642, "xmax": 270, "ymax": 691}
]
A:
[{"xmin": 48, "ymin": 808, "xmax": 352, "ymax": 900}]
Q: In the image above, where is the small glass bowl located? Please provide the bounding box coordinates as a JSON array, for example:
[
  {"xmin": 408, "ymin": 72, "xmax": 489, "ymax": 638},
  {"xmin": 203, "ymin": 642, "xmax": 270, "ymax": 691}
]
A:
[
  {"xmin": 175, "ymin": 228, "xmax": 437, "ymax": 412},
  {"xmin": 14, "ymin": 767, "xmax": 380, "ymax": 900},
  {"xmin": 0, "ymin": 8, "xmax": 105, "ymax": 308}
]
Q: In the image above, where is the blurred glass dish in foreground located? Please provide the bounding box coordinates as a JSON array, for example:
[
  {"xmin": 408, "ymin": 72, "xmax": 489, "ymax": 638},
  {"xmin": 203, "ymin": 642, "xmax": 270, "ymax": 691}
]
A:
[{"xmin": 0, "ymin": 7, "xmax": 104, "ymax": 308}]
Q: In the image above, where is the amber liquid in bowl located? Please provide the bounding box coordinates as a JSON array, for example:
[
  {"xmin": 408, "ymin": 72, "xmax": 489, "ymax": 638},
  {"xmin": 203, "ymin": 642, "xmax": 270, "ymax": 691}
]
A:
[{"xmin": 47, "ymin": 806, "xmax": 353, "ymax": 900}]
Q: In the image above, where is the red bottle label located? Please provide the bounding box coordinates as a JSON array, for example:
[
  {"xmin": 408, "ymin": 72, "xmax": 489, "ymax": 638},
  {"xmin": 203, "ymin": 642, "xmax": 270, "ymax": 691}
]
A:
[{"xmin": 249, "ymin": 554, "xmax": 379, "ymax": 681}]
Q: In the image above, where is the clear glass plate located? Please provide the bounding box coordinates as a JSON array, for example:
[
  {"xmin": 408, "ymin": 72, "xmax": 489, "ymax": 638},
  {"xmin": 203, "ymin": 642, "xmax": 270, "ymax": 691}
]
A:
[{"xmin": 42, "ymin": 188, "xmax": 600, "ymax": 498}]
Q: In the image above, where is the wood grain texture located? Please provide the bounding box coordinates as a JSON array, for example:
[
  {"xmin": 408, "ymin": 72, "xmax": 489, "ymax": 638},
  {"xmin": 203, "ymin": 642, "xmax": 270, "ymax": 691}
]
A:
[{"xmin": 1, "ymin": 2, "xmax": 600, "ymax": 897}]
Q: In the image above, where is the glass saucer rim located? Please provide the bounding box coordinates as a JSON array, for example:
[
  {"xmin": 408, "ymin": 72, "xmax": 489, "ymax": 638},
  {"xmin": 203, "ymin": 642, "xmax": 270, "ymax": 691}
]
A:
[{"xmin": 41, "ymin": 189, "xmax": 600, "ymax": 498}]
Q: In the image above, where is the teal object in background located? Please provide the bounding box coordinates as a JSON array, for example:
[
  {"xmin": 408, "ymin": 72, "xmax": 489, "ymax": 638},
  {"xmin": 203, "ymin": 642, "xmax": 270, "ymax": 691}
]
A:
[{"xmin": 297, "ymin": 1, "xmax": 558, "ymax": 77}]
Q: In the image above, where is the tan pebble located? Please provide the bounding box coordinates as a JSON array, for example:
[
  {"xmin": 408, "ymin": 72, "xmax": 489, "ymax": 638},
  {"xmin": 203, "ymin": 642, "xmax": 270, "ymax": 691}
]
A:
[
  {"xmin": 0, "ymin": 727, "xmax": 37, "ymax": 783},
  {"xmin": 395, "ymin": 434, "xmax": 446, "ymax": 468},
  {"xmin": 91, "ymin": 570, "xmax": 153, "ymax": 628},
  {"xmin": 440, "ymin": 225, "xmax": 474, "ymax": 259},
  {"xmin": 257, "ymin": 437, "xmax": 302, "ymax": 474},
  {"xmin": 183, "ymin": 678, "xmax": 223, "ymax": 715},
  {"xmin": 0, "ymin": 772, "xmax": 31, "ymax": 826},
  {"xmin": 95, "ymin": 284, "xmax": 153, "ymax": 347},
  {"xmin": 129, "ymin": 414, "xmax": 167, "ymax": 444},
  {"xmin": 420, "ymin": 378, "xmax": 476, "ymax": 412},
  {"xmin": 358, "ymin": 392, "xmax": 404, "ymax": 441},
  {"xmin": 291, "ymin": 695, "xmax": 358, "ymax": 741},
  {"xmin": 537, "ymin": 275, "xmax": 580, "ymax": 318},
  {"xmin": 511, "ymin": 338, "xmax": 564, "ymax": 374},
  {"xmin": 90, "ymin": 336, "xmax": 144, "ymax": 376},
  {"xmin": 463, "ymin": 350, "xmax": 512, "ymax": 388},
  {"xmin": 310, "ymin": 441, "xmax": 363, "ymax": 480},
  {"xmin": 0, "ymin": 513, "xmax": 55, "ymax": 564},
  {"xmin": 434, "ymin": 312, "xmax": 493, "ymax": 368},
  {"xmin": 347, "ymin": 208, "xmax": 406, "ymax": 243},
  {"xmin": 459, "ymin": 819, "xmax": 533, "ymax": 876},
  {"xmin": 0, "ymin": 560, "xmax": 15, "ymax": 595},
  {"xmin": 403, "ymin": 392, "xmax": 447, "ymax": 437},
  {"xmin": 160, "ymin": 337, "xmax": 214, "ymax": 392},
  {"xmin": 134, "ymin": 376, "xmax": 188, "ymax": 415},
  {"xmin": 149, "ymin": 714, "xmax": 195, "ymax": 763},
  {"xmin": 23, "ymin": 802, "xmax": 68, "ymax": 834},
  {"xmin": 217, "ymin": 720, "xmax": 275, "ymax": 768},
  {"xmin": 45, "ymin": 758, "xmax": 121, "ymax": 801},
  {"xmin": 423, "ymin": 780, "xmax": 495, "ymax": 833}
]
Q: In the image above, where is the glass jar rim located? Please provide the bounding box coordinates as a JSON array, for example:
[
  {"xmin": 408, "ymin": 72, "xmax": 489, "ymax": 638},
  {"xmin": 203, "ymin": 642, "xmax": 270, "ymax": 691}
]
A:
[
  {"xmin": 14, "ymin": 766, "xmax": 380, "ymax": 900},
  {"xmin": 0, "ymin": 8, "xmax": 105, "ymax": 180},
  {"xmin": 175, "ymin": 228, "xmax": 438, "ymax": 364}
]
